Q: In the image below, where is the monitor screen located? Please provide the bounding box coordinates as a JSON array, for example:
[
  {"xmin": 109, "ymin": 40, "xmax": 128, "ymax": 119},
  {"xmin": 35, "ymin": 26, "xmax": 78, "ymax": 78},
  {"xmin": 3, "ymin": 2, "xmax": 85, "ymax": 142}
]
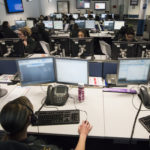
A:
[
  {"xmin": 95, "ymin": 2, "xmax": 106, "ymax": 10},
  {"xmin": 17, "ymin": 57, "xmax": 55, "ymax": 86},
  {"xmin": 84, "ymin": 14, "xmax": 88, "ymax": 18},
  {"xmin": 91, "ymin": 14, "xmax": 96, "ymax": 18},
  {"xmin": 104, "ymin": 21, "xmax": 114, "ymax": 31},
  {"xmin": 4, "ymin": 0, "xmax": 24, "ymax": 13},
  {"xmin": 85, "ymin": 20, "xmax": 95, "ymax": 29},
  {"xmin": 114, "ymin": 21, "xmax": 125, "ymax": 30},
  {"xmin": 26, "ymin": 20, "xmax": 34, "ymax": 28},
  {"xmin": 70, "ymin": 37, "xmax": 94, "ymax": 58},
  {"xmin": 43, "ymin": 21, "xmax": 53, "ymax": 29},
  {"xmin": 73, "ymin": 14, "xmax": 79, "ymax": 19},
  {"xmin": 55, "ymin": 58, "xmax": 88, "ymax": 85},
  {"xmin": 56, "ymin": 14, "xmax": 62, "ymax": 19},
  {"xmin": 117, "ymin": 59, "xmax": 150, "ymax": 85},
  {"xmin": 75, "ymin": 20, "xmax": 85, "ymax": 29},
  {"xmin": 15, "ymin": 20, "xmax": 26, "ymax": 29},
  {"xmin": 53, "ymin": 21, "xmax": 63, "ymax": 30},
  {"xmin": 76, "ymin": 0, "xmax": 91, "ymax": 9},
  {"xmin": 101, "ymin": 14, "xmax": 107, "ymax": 19}
]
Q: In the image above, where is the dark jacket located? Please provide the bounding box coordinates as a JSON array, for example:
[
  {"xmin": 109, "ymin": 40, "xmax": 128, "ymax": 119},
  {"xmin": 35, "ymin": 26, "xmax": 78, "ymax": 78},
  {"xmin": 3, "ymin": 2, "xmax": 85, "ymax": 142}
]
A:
[{"xmin": 0, "ymin": 27, "xmax": 18, "ymax": 38}]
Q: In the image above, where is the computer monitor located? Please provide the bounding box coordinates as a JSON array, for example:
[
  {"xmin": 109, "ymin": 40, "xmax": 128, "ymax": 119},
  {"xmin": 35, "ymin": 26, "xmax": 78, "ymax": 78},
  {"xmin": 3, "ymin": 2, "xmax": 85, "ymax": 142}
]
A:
[
  {"xmin": 117, "ymin": 58, "xmax": 150, "ymax": 85},
  {"xmin": 114, "ymin": 21, "xmax": 125, "ymax": 30},
  {"xmin": 17, "ymin": 57, "xmax": 55, "ymax": 86},
  {"xmin": 91, "ymin": 14, "xmax": 96, "ymax": 19},
  {"xmin": 43, "ymin": 21, "xmax": 53, "ymax": 29},
  {"xmin": 55, "ymin": 58, "xmax": 88, "ymax": 85},
  {"xmin": 26, "ymin": 20, "xmax": 34, "ymax": 28},
  {"xmin": 85, "ymin": 20, "xmax": 95, "ymax": 29},
  {"xmin": 53, "ymin": 21, "xmax": 63, "ymax": 30},
  {"xmin": 70, "ymin": 37, "xmax": 94, "ymax": 58},
  {"xmin": 101, "ymin": 14, "xmax": 107, "ymax": 19},
  {"xmin": 56, "ymin": 14, "xmax": 62, "ymax": 19},
  {"xmin": 72, "ymin": 14, "xmax": 79, "ymax": 20},
  {"xmin": 104, "ymin": 21, "xmax": 114, "ymax": 31},
  {"xmin": 75, "ymin": 20, "xmax": 85, "ymax": 29},
  {"xmin": 84, "ymin": 14, "xmax": 88, "ymax": 18},
  {"xmin": 49, "ymin": 37, "xmax": 70, "ymax": 56},
  {"xmin": 94, "ymin": 2, "xmax": 106, "ymax": 10},
  {"xmin": 111, "ymin": 41, "xmax": 150, "ymax": 60},
  {"xmin": 15, "ymin": 20, "xmax": 26, "ymax": 29},
  {"xmin": 76, "ymin": 0, "xmax": 91, "ymax": 9}
]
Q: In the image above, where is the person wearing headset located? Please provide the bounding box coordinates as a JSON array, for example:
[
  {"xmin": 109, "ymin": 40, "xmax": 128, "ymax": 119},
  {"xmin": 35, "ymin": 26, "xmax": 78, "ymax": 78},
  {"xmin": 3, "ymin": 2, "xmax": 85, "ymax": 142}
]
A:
[
  {"xmin": 0, "ymin": 96, "xmax": 92, "ymax": 150},
  {"xmin": 9, "ymin": 27, "xmax": 38, "ymax": 57}
]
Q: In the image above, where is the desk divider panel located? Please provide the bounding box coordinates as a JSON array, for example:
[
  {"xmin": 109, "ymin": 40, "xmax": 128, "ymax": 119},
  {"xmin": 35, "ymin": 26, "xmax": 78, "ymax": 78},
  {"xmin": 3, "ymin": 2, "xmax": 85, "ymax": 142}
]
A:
[
  {"xmin": 102, "ymin": 61, "xmax": 118, "ymax": 79},
  {"xmin": 89, "ymin": 62, "xmax": 103, "ymax": 77},
  {"xmin": 0, "ymin": 58, "xmax": 17, "ymax": 75}
]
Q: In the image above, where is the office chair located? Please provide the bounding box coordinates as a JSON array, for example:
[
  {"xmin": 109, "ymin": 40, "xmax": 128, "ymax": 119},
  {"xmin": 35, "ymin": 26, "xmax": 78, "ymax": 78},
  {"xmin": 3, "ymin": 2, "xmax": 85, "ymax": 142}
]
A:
[
  {"xmin": 40, "ymin": 41, "xmax": 51, "ymax": 56},
  {"xmin": 99, "ymin": 41, "xmax": 111, "ymax": 59}
]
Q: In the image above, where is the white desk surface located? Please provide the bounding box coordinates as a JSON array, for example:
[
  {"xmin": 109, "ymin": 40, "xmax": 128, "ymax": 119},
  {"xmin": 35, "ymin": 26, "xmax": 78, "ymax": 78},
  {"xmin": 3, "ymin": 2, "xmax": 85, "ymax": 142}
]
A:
[
  {"xmin": 103, "ymin": 90, "xmax": 150, "ymax": 139},
  {"xmin": 0, "ymin": 85, "xmax": 150, "ymax": 139},
  {"xmin": 0, "ymin": 85, "xmax": 104, "ymax": 137}
]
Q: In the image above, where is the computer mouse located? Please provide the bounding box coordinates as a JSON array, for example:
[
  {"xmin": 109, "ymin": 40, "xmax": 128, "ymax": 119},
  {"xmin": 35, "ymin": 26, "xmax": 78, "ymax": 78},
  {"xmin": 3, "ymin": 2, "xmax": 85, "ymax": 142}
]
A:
[{"xmin": 138, "ymin": 86, "xmax": 150, "ymax": 109}]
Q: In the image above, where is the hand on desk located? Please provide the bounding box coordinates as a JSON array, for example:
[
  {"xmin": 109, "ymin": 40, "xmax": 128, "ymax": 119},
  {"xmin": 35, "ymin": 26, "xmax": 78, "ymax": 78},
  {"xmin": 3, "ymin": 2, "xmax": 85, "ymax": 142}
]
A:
[{"xmin": 75, "ymin": 121, "xmax": 92, "ymax": 150}]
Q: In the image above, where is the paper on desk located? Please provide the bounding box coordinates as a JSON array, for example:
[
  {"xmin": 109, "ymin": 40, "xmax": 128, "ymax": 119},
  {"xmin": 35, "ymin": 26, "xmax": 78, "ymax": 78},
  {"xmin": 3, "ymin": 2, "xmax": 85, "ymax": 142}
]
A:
[
  {"xmin": 0, "ymin": 74, "xmax": 14, "ymax": 83},
  {"xmin": 89, "ymin": 77, "xmax": 104, "ymax": 86}
]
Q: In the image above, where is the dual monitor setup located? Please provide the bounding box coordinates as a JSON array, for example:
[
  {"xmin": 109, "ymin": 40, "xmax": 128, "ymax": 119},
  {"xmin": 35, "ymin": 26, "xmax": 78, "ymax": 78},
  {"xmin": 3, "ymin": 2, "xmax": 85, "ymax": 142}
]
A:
[{"xmin": 16, "ymin": 57, "xmax": 150, "ymax": 87}]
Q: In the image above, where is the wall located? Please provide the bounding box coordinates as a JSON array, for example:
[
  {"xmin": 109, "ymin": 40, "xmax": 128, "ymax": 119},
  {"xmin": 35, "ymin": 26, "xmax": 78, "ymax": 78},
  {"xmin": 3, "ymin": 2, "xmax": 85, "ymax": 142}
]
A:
[
  {"xmin": 40, "ymin": 0, "xmax": 121, "ymax": 15},
  {"xmin": 0, "ymin": 0, "xmax": 41, "ymax": 25}
]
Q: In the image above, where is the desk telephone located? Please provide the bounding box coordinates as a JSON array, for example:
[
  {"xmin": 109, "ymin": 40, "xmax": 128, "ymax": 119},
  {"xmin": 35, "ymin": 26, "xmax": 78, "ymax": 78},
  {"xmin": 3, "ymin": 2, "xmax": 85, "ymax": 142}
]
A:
[
  {"xmin": 138, "ymin": 86, "xmax": 150, "ymax": 109},
  {"xmin": 45, "ymin": 85, "xmax": 69, "ymax": 106}
]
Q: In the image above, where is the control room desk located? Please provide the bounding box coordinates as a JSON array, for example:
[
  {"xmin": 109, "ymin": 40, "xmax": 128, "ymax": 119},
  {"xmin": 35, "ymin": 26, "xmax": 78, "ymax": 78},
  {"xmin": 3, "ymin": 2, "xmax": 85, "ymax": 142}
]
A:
[
  {"xmin": 0, "ymin": 85, "xmax": 149, "ymax": 139},
  {"xmin": 0, "ymin": 85, "xmax": 104, "ymax": 137}
]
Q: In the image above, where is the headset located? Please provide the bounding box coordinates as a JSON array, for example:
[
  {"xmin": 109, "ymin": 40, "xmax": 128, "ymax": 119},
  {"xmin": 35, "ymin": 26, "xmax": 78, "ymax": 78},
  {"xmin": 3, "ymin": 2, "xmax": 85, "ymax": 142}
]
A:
[
  {"xmin": 0, "ymin": 100, "xmax": 38, "ymax": 134},
  {"xmin": 17, "ymin": 101, "xmax": 38, "ymax": 126}
]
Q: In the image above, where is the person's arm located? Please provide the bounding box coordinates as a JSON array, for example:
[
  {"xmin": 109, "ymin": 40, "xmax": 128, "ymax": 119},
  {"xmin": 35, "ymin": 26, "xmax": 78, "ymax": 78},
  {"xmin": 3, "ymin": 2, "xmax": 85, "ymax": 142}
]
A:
[{"xmin": 75, "ymin": 121, "xmax": 92, "ymax": 150}]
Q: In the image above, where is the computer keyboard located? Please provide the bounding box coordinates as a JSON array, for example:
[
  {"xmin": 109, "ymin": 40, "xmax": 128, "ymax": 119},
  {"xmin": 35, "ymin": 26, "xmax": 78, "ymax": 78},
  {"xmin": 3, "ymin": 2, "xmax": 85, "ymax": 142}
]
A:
[
  {"xmin": 33, "ymin": 109, "xmax": 80, "ymax": 126},
  {"xmin": 139, "ymin": 115, "xmax": 150, "ymax": 133},
  {"xmin": 103, "ymin": 88, "xmax": 137, "ymax": 94}
]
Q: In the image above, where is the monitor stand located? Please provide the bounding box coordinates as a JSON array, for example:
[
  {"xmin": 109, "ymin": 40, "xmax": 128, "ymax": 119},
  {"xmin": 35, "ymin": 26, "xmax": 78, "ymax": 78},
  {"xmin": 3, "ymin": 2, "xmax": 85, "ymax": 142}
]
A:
[{"xmin": 0, "ymin": 88, "xmax": 8, "ymax": 98}]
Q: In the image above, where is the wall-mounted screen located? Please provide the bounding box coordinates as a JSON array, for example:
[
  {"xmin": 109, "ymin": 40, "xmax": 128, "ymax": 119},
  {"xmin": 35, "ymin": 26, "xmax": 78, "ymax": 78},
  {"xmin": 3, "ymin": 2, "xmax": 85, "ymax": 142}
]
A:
[
  {"xmin": 94, "ymin": 2, "xmax": 106, "ymax": 10},
  {"xmin": 4, "ymin": 0, "xmax": 24, "ymax": 13},
  {"xmin": 76, "ymin": 0, "xmax": 91, "ymax": 9}
]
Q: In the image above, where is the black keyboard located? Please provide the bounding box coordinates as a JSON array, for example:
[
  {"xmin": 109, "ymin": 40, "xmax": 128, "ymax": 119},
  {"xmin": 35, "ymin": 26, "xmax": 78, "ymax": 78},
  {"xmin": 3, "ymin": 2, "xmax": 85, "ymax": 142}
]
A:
[
  {"xmin": 33, "ymin": 109, "xmax": 80, "ymax": 126},
  {"xmin": 139, "ymin": 115, "xmax": 150, "ymax": 133}
]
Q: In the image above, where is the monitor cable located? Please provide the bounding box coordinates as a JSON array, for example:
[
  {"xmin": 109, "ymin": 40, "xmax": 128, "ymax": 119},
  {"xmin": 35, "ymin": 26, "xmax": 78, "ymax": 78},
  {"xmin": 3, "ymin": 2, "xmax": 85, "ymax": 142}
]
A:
[{"xmin": 129, "ymin": 101, "xmax": 142, "ymax": 144}]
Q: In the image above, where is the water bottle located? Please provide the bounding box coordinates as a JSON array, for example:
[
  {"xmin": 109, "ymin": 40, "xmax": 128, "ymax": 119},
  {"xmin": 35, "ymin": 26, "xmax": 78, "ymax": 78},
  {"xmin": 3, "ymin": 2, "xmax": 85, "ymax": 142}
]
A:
[{"xmin": 78, "ymin": 83, "xmax": 84, "ymax": 102}]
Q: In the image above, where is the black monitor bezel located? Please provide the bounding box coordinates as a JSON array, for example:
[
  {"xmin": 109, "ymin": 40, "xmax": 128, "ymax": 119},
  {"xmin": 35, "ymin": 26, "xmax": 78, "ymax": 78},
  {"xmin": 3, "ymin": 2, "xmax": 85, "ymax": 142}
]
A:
[
  {"xmin": 117, "ymin": 58, "xmax": 150, "ymax": 85},
  {"xmin": 17, "ymin": 57, "xmax": 56, "ymax": 86},
  {"xmin": 4, "ymin": 0, "xmax": 24, "ymax": 14},
  {"xmin": 54, "ymin": 57, "xmax": 89, "ymax": 85}
]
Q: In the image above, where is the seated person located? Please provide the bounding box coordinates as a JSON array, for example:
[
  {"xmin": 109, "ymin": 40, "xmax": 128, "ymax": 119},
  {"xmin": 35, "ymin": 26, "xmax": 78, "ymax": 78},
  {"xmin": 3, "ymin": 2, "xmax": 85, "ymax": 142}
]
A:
[
  {"xmin": 9, "ymin": 27, "xmax": 42, "ymax": 57},
  {"xmin": 0, "ymin": 21, "xmax": 18, "ymax": 38},
  {"xmin": 124, "ymin": 26, "xmax": 136, "ymax": 42},
  {"xmin": 0, "ymin": 96, "xmax": 92, "ymax": 150},
  {"xmin": 78, "ymin": 29, "xmax": 90, "ymax": 38},
  {"xmin": 70, "ymin": 23, "xmax": 79, "ymax": 38}
]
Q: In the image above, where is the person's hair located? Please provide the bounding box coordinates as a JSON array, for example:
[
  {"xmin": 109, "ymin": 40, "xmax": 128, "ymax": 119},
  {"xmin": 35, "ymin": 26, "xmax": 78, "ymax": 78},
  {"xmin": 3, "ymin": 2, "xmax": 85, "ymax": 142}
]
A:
[
  {"xmin": 78, "ymin": 29, "xmax": 89, "ymax": 37},
  {"xmin": 19, "ymin": 27, "xmax": 32, "ymax": 37},
  {"xmin": 73, "ymin": 23, "xmax": 79, "ymax": 30},
  {"xmin": 37, "ymin": 22, "xmax": 45, "ymax": 31},
  {"xmin": 126, "ymin": 26, "xmax": 135, "ymax": 35},
  {"xmin": 2, "ymin": 21, "xmax": 9, "ymax": 28},
  {"xmin": 0, "ymin": 96, "xmax": 33, "ymax": 140}
]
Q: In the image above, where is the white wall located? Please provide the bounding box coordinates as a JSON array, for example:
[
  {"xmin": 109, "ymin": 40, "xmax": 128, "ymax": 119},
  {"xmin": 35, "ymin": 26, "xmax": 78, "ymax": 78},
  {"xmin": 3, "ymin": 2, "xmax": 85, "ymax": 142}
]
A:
[{"xmin": 0, "ymin": 0, "xmax": 41, "ymax": 25}]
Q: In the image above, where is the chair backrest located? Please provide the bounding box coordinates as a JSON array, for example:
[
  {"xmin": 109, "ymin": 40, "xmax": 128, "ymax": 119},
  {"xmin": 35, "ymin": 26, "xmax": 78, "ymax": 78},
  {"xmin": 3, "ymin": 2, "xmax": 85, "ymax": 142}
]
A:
[
  {"xmin": 99, "ymin": 41, "xmax": 111, "ymax": 58},
  {"xmin": 40, "ymin": 41, "xmax": 51, "ymax": 55}
]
